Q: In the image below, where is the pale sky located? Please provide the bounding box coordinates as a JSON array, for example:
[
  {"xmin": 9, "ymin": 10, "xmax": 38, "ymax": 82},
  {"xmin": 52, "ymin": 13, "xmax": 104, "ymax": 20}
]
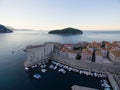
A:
[{"xmin": 0, "ymin": 0, "xmax": 120, "ymax": 30}]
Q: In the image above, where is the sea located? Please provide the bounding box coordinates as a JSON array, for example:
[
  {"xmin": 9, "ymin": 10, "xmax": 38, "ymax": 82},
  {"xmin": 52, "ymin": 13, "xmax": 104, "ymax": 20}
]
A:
[{"xmin": 0, "ymin": 30, "xmax": 120, "ymax": 90}]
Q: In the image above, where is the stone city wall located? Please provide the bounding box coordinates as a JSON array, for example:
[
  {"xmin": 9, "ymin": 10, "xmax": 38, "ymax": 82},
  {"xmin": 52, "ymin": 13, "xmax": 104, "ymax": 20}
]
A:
[
  {"xmin": 52, "ymin": 53, "xmax": 120, "ymax": 74},
  {"xmin": 24, "ymin": 42, "xmax": 54, "ymax": 67}
]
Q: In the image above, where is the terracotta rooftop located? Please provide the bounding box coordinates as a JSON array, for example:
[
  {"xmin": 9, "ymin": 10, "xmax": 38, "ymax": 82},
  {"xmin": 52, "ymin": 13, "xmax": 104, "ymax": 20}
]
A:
[{"xmin": 111, "ymin": 49, "xmax": 120, "ymax": 57}]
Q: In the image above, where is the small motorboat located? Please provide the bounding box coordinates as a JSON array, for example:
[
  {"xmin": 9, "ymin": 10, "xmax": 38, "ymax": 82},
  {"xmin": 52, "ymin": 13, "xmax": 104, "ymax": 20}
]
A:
[
  {"xmin": 68, "ymin": 67, "xmax": 72, "ymax": 71},
  {"xmin": 40, "ymin": 64, "xmax": 46, "ymax": 68},
  {"xmin": 49, "ymin": 64, "xmax": 54, "ymax": 69},
  {"xmin": 33, "ymin": 74, "xmax": 41, "ymax": 79},
  {"xmin": 58, "ymin": 68, "xmax": 66, "ymax": 74},
  {"xmin": 41, "ymin": 69, "xmax": 47, "ymax": 73},
  {"xmin": 94, "ymin": 72, "xmax": 97, "ymax": 77},
  {"xmin": 101, "ymin": 83, "xmax": 111, "ymax": 88},
  {"xmin": 25, "ymin": 67, "xmax": 29, "ymax": 71},
  {"xmin": 53, "ymin": 66, "xmax": 57, "ymax": 70},
  {"xmin": 101, "ymin": 79, "xmax": 111, "ymax": 88},
  {"xmin": 31, "ymin": 65, "xmax": 37, "ymax": 68}
]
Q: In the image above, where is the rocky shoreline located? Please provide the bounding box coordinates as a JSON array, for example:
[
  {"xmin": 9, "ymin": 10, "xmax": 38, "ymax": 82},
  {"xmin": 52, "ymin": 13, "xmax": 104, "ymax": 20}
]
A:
[{"xmin": 0, "ymin": 24, "xmax": 13, "ymax": 33}]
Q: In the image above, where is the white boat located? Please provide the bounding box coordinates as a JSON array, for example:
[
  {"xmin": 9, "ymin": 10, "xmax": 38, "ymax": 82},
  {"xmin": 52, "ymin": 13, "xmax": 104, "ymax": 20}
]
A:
[
  {"xmin": 101, "ymin": 79, "xmax": 111, "ymax": 88},
  {"xmin": 51, "ymin": 61, "xmax": 56, "ymax": 64},
  {"xmin": 71, "ymin": 68, "xmax": 79, "ymax": 73},
  {"xmin": 58, "ymin": 64, "xmax": 64, "ymax": 67},
  {"xmin": 63, "ymin": 65, "xmax": 68, "ymax": 69},
  {"xmin": 94, "ymin": 72, "xmax": 97, "ymax": 77},
  {"xmin": 62, "ymin": 70, "xmax": 66, "ymax": 74},
  {"xmin": 88, "ymin": 71, "xmax": 91, "ymax": 76},
  {"xmin": 68, "ymin": 67, "xmax": 72, "ymax": 71},
  {"xmin": 40, "ymin": 64, "xmax": 46, "ymax": 68},
  {"xmin": 58, "ymin": 68, "xmax": 66, "ymax": 74},
  {"xmin": 53, "ymin": 66, "xmax": 57, "ymax": 70},
  {"xmin": 25, "ymin": 67, "xmax": 29, "ymax": 71},
  {"xmin": 103, "ymin": 80, "xmax": 108, "ymax": 83},
  {"xmin": 31, "ymin": 65, "xmax": 36, "ymax": 68},
  {"xmin": 58, "ymin": 68, "xmax": 62, "ymax": 72},
  {"xmin": 86, "ymin": 71, "xmax": 89, "ymax": 76},
  {"xmin": 75, "ymin": 69, "xmax": 79, "ymax": 72},
  {"xmin": 34, "ymin": 65, "xmax": 37, "ymax": 67},
  {"xmin": 49, "ymin": 64, "xmax": 54, "ymax": 69},
  {"xmin": 57, "ymin": 62, "xmax": 60, "ymax": 65},
  {"xmin": 41, "ymin": 69, "xmax": 47, "ymax": 73},
  {"xmin": 101, "ymin": 83, "xmax": 111, "ymax": 88},
  {"xmin": 33, "ymin": 74, "xmax": 41, "ymax": 79},
  {"xmin": 79, "ymin": 70, "xmax": 82, "ymax": 74}
]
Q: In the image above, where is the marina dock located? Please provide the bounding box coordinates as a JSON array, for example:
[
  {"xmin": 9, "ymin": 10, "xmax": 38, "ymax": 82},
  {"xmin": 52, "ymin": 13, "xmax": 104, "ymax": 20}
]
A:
[{"xmin": 71, "ymin": 85, "xmax": 98, "ymax": 90}]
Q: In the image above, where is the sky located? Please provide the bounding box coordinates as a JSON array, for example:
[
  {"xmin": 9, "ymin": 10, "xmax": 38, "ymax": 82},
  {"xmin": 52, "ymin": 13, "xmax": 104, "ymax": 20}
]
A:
[{"xmin": 0, "ymin": 0, "xmax": 120, "ymax": 30}]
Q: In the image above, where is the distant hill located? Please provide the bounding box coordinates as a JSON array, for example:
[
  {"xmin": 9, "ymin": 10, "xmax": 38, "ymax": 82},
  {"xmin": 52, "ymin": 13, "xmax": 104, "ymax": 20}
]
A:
[
  {"xmin": 6, "ymin": 26, "xmax": 16, "ymax": 30},
  {"xmin": 0, "ymin": 24, "xmax": 13, "ymax": 33},
  {"xmin": 6, "ymin": 26, "xmax": 34, "ymax": 31},
  {"xmin": 48, "ymin": 27, "xmax": 83, "ymax": 35}
]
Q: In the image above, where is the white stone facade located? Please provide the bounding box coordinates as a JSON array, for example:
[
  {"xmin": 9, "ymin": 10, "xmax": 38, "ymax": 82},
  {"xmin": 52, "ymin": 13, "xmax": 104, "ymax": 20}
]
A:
[
  {"xmin": 25, "ymin": 42, "xmax": 54, "ymax": 67},
  {"xmin": 68, "ymin": 52, "xmax": 77, "ymax": 59},
  {"xmin": 81, "ymin": 53, "xmax": 88, "ymax": 61},
  {"xmin": 109, "ymin": 51, "xmax": 120, "ymax": 66},
  {"xmin": 95, "ymin": 55, "xmax": 103, "ymax": 63},
  {"xmin": 87, "ymin": 54, "xmax": 92, "ymax": 61},
  {"xmin": 101, "ymin": 49, "xmax": 108, "ymax": 58}
]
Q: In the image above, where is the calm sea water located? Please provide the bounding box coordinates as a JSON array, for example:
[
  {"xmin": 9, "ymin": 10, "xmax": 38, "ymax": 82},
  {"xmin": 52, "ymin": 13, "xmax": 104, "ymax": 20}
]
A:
[{"xmin": 0, "ymin": 30, "xmax": 120, "ymax": 90}]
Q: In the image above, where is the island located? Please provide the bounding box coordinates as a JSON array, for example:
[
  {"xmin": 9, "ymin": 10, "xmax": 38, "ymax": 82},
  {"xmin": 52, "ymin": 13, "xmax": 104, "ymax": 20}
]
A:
[
  {"xmin": 0, "ymin": 24, "xmax": 13, "ymax": 33},
  {"xmin": 48, "ymin": 27, "xmax": 83, "ymax": 35}
]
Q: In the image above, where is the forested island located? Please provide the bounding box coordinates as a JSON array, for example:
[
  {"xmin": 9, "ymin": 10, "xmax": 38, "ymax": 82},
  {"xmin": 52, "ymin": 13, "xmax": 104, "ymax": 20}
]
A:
[
  {"xmin": 0, "ymin": 24, "xmax": 13, "ymax": 33},
  {"xmin": 48, "ymin": 27, "xmax": 83, "ymax": 35}
]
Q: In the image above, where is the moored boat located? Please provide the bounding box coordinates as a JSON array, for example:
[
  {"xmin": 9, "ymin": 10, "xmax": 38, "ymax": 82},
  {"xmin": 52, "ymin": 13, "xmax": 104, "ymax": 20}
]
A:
[
  {"xmin": 25, "ymin": 67, "xmax": 29, "ymax": 71},
  {"xmin": 41, "ymin": 69, "xmax": 47, "ymax": 73},
  {"xmin": 33, "ymin": 74, "xmax": 41, "ymax": 79}
]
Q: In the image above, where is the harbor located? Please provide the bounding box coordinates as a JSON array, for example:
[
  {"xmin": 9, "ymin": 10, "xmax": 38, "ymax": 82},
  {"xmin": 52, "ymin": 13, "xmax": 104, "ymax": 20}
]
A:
[{"xmin": 25, "ymin": 60, "xmax": 113, "ymax": 90}]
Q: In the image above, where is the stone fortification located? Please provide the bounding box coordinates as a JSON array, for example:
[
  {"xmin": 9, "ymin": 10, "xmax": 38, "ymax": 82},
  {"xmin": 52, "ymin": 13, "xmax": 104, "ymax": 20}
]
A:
[{"xmin": 24, "ymin": 42, "xmax": 54, "ymax": 67}]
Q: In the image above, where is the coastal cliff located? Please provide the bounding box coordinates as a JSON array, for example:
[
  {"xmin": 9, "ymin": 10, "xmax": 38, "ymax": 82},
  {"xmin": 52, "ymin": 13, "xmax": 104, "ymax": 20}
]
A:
[
  {"xmin": 0, "ymin": 24, "xmax": 13, "ymax": 33},
  {"xmin": 48, "ymin": 27, "xmax": 83, "ymax": 35}
]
